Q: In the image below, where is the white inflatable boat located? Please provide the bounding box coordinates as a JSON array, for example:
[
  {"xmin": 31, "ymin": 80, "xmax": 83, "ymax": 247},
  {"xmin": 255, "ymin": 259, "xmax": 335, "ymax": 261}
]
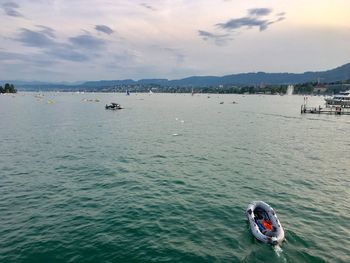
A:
[{"xmin": 246, "ymin": 201, "xmax": 285, "ymax": 245}]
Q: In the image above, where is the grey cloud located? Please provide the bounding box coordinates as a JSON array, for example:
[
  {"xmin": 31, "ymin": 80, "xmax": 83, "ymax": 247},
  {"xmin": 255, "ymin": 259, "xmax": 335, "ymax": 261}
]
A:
[
  {"xmin": 0, "ymin": 51, "xmax": 26, "ymax": 61},
  {"xmin": 140, "ymin": 3, "xmax": 156, "ymax": 11},
  {"xmin": 16, "ymin": 28, "xmax": 55, "ymax": 47},
  {"xmin": 36, "ymin": 25, "xmax": 56, "ymax": 38},
  {"xmin": 0, "ymin": 51, "xmax": 54, "ymax": 66},
  {"xmin": 248, "ymin": 8, "xmax": 272, "ymax": 16},
  {"xmin": 275, "ymin": 16, "xmax": 286, "ymax": 22},
  {"xmin": 199, "ymin": 8, "xmax": 285, "ymax": 45},
  {"xmin": 16, "ymin": 28, "xmax": 105, "ymax": 51},
  {"xmin": 217, "ymin": 17, "xmax": 270, "ymax": 31},
  {"xmin": 2, "ymin": 1, "xmax": 23, "ymax": 17},
  {"xmin": 198, "ymin": 30, "xmax": 231, "ymax": 46},
  {"xmin": 69, "ymin": 34, "xmax": 105, "ymax": 49},
  {"xmin": 13, "ymin": 28, "xmax": 90, "ymax": 62},
  {"xmin": 95, "ymin": 25, "xmax": 114, "ymax": 35},
  {"xmin": 216, "ymin": 8, "xmax": 285, "ymax": 32},
  {"xmin": 44, "ymin": 47, "xmax": 89, "ymax": 62},
  {"xmin": 263, "ymin": 16, "xmax": 286, "ymax": 29}
]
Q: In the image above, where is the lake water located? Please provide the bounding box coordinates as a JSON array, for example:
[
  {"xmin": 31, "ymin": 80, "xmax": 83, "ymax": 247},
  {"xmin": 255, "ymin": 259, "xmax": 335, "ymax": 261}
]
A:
[{"xmin": 1, "ymin": 92, "xmax": 349, "ymax": 263}]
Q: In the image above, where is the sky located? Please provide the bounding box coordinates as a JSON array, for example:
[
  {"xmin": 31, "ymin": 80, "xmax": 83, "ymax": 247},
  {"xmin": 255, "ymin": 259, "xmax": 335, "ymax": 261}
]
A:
[{"xmin": 0, "ymin": 0, "xmax": 350, "ymax": 82}]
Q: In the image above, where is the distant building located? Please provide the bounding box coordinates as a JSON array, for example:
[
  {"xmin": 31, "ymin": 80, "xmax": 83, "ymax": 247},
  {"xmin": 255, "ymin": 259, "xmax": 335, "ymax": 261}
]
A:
[{"xmin": 313, "ymin": 84, "xmax": 327, "ymax": 94}]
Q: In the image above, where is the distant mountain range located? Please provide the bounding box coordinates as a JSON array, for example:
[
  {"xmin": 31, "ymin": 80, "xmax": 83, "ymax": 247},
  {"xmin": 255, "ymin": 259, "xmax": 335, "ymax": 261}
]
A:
[{"xmin": 4, "ymin": 63, "xmax": 350, "ymax": 91}]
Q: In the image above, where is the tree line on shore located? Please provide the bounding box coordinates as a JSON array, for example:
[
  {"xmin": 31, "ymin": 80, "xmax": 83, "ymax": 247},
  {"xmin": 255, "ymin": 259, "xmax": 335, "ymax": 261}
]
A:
[
  {"xmin": 108, "ymin": 81, "xmax": 350, "ymax": 95},
  {"xmin": 0, "ymin": 83, "xmax": 17, "ymax": 94},
  {"xmin": 10, "ymin": 78, "xmax": 350, "ymax": 94}
]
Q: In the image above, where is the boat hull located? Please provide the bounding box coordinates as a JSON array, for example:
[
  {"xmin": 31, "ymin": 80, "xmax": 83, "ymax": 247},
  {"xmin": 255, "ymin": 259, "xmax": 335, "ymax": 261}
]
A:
[
  {"xmin": 105, "ymin": 103, "xmax": 123, "ymax": 110},
  {"xmin": 246, "ymin": 201, "xmax": 284, "ymax": 245},
  {"xmin": 325, "ymin": 90, "xmax": 350, "ymax": 108}
]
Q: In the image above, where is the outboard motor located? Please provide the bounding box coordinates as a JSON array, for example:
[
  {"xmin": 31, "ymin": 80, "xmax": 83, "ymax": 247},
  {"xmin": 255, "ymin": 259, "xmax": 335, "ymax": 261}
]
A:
[{"xmin": 271, "ymin": 237, "xmax": 278, "ymax": 246}]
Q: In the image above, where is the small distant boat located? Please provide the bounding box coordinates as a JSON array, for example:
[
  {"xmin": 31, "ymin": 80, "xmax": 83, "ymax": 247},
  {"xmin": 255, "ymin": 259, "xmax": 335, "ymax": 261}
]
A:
[
  {"xmin": 35, "ymin": 94, "xmax": 44, "ymax": 99},
  {"xmin": 220, "ymin": 101, "xmax": 224, "ymax": 104},
  {"xmin": 105, "ymin": 103, "xmax": 123, "ymax": 110},
  {"xmin": 246, "ymin": 201, "xmax": 285, "ymax": 245}
]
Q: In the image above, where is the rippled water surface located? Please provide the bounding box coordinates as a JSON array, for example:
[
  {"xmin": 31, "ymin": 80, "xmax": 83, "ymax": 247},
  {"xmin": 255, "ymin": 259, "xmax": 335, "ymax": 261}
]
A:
[{"xmin": 1, "ymin": 93, "xmax": 349, "ymax": 263}]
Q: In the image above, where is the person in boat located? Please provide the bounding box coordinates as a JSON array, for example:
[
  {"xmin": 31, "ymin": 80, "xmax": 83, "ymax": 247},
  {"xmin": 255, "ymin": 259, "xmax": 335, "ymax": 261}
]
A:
[
  {"xmin": 262, "ymin": 219, "xmax": 273, "ymax": 231},
  {"xmin": 255, "ymin": 210, "xmax": 273, "ymax": 233}
]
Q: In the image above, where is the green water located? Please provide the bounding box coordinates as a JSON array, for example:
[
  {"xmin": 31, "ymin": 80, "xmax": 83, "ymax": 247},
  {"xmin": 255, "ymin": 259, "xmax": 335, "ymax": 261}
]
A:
[{"xmin": 1, "ymin": 93, "xmax": 349, "ymax": 263}]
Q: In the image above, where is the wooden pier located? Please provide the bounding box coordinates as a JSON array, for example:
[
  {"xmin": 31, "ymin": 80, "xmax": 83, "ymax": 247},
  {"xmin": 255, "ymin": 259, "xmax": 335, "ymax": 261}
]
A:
[{"xmin": 301, "ymin": 105, "xmax": 350, "ymax": 115}]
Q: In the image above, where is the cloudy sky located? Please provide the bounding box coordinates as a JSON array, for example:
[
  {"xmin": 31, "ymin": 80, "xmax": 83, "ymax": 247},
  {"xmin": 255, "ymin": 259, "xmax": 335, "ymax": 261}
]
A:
[{"xmin": 0, "ymin": 0, "xmax": 350, "ymax": 81}]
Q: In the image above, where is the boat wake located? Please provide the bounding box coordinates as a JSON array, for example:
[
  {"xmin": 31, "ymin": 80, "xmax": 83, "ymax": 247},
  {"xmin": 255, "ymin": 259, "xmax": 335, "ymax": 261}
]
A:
[
  {"xmin": 273, "ymin": 244, "xmax": 283, "ymax": 255},
  {"xmin": 273, "ymin": 245, "xmax": 287, "ymax": 262}
]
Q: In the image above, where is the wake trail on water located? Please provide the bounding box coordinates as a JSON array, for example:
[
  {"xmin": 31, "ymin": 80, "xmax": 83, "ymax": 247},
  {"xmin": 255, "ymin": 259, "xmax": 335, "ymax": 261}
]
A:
[{"xmin": 273, "ymin": 245, "xmax": 287, "ymax": 262}]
